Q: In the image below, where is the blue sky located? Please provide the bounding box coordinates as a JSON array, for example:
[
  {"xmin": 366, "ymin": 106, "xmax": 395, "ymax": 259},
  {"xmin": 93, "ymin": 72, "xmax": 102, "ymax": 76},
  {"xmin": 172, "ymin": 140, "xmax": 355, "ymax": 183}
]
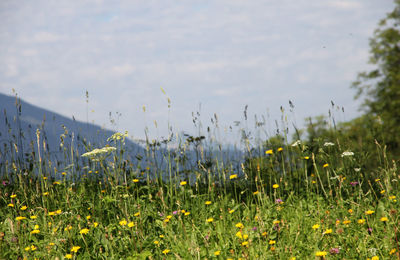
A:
[{"xmin": 0, "ymin": 0, "xmax": 394, "ymax": 143}]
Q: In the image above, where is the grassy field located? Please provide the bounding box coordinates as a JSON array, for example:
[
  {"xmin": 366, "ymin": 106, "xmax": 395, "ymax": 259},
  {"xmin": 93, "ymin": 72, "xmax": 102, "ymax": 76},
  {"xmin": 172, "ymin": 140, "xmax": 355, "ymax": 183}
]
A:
[{"xmin": 0, "ymin": 126, "xmax": 399, "ymax": 259}]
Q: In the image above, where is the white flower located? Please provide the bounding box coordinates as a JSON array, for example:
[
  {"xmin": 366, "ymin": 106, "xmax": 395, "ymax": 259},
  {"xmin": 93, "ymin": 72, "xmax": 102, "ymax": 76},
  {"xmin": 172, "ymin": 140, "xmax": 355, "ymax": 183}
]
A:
[
  {"xmin": 354, "ymin": 168, "xmax": 361, "ymax": 172},
  {"xmin": 341, "ymin": 151, "xmax": 354, "ymax": 157},
  {"xmin": 323, "ymin": 142, "xmax": 335, "ymax": 147},
  {"xmin": 291, "ymin": 140, "xmax": 301, "ymax": 147},
  {"xmin": 81, "ymin": 146, "xmax": 116, "ymax": 158}
]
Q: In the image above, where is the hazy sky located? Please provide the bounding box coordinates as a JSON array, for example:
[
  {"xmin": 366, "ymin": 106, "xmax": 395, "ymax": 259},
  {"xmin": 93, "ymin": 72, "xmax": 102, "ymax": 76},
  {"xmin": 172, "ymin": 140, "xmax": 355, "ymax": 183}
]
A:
[{"xmin": 0, "ymin": 0, "xmax": 394, "ymax": 143}]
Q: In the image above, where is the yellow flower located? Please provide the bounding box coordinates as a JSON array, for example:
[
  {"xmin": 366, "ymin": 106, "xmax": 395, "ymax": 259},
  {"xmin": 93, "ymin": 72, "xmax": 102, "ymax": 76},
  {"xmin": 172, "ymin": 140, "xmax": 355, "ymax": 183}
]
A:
[
  {"xmin": 166, "ymin": 215, "xmax": 172, "ymax": 219},
  {"xmin": 10, "ymin": 194, "xmax": 17, "ymax": 198},
  {"xmin": 48, "ymin": 242, "xmax": 55, "ymax": 246},
  {"xmin": 154, "ymin": 240, "xmax": 159, "ymax": 245},
  {"xmin": 358, "ymin": 219, "xmax": 366, "ymax": 224},
  {"xmin": 71, "ymin": 246, "xmax": 81, "ymax": 253},
  {"xmin": 65, "ymin": 254, "xmax": 73, "ymax": 259},
  {"xmin": 20, "ymin": 206, "xmax": 27, "ymax": 211},
  {"xmin": 380, "ymin": 190, "xmax": 385, "ymax": 194},
  {"xmin": 205, "ymin": 201, "xmax": 212, "ymax": 205},
  {"xmin": 269, "ymin": 240, "xmax": 276, "ymax": 245},
  {"xmin": 277, "ymin": 147, "xmax": 283, "ymax": 152},
  {"xmin": 235, "ymin": 223, "xmax": 244, "ymax": 229},
  {"xmin": 262, "ymin": 231, "xmax": 267, "ymax": 237},
  {"xmin": 253, "ymin": 191, "xmax": 259, "ymax": 195},
  {"xmin": 61, "ymin": 172, "xmax": 67, "ymax": 176},
  {"xmin": 273, "ymin": 184, "xmax": 279, "ymax": 189},
  {"xmin": 43, "ymin": 192, "xmax": 49, "ymax": 196},
  {"xmin": 119, "ymin": 219, "xmax": 127, "ymax": 226},
  {"xmin": 16, "ymin": 216, "xmax": 26, "ymax": 221},
  {"xmin": 30, "ymin": 229, "xmax": 40, "ymax": 234},
  {"xmin": 162, "ymin": 249, "xmax": 170, "ymax": 255},
  {"xmin": 229, "ymin": 174, "xmax": 238, "ymax": 180},
  {"xmin": 365, "ymin": 210, "xmax": 375, "ymax": 215},
  {"xmin": 30, "ymin": 245, "xmax": 37, "ymax": 251},
  {"xmin": 304, "ymin": 156, "xmax": 310, "ymax": 160},
  {"xmin": 343, "ymin": 220, "xmax": 351, "ymax": 225},
  {"xmin": 236, "ymin": 231, "xmax": 243, "ymax": 239},
  {"xmin": 53, "ymin": 181, "xmax": 60, "ymax": 185},
  {"xmin": 34, "ymin": 225, "xmax": 39, "ymax": 230},
  {"xmin": 93, "ymin": 222, "xmax": 99, "ymax": 228},
  {"xmin": 323, "ymin": 163, "xmax": 329, "ymax": 168},
  {"xmin": 229, "ymin": 209, "xmax": 235, "ymax": 214},
  {"xmin": 159, "ymin": 235, "xmax": 164, "ymax": 238},
  {"xmin": 86, "ymin": 215, "xmax": 91, "ymax": 220},
  {"xmin": 80, "ymin": 228, "xmax": 89, "ymax": 235},
  {"xmin": 243, "ymin": 234, "xmax": 248, "ymax": 240},
  {"xmin": 389, "ymin": 195, "xmax": 396, "ymax": 200},
  {"xmin": 206, "ymin": 218, "xmax": 214, "ymax": 223},
  {"xmin": 180, "ymin": 181, "xmax": 187, "ymax": 186},
  {"xmin": 133, "ymin": 179, "xmax": 139, "ymax": 183},
  {"xmin": 273, "ymin": 220, "xmax": 280, "ymax": 225},
  {"xmin": 56, "ymin": 209, "xmax": 62, "ymax": 214},
  {"xmin": 25, "ymin": 246, "xmax": 31, "ymax": 251},
  {"xmin": 128, "ymin": 222, "xmax": 135, "ymax": 228},
  {"xmin": 315, "ymin": 251, "xmax": 327, "ymax": 257},
  {"xmin": 49, "ymin": 211, "xmax": 55, "ymax": 216},
  {"xmin": 312, "ymin": 224, "xmax": 320, "ymax": 230},
  {"xmin": 184, "ymin": 212, "xmax": 190, "ymax": 216},
  {"xmin": 371, "ymin": 256, "xmax": 379, "ymax": 260},
  {"xmin": 380, "ymin": 217, "xmax": 388, "ymax": 222},
  {"xmin": 30, "ymin": 215, "xmax": 37, "ymax": 219},
  {"xmin": 241, "ymin": 241, "xmax": 249, "ymax": 246},
  {"xmin": 134, "ymin": 212, "xmax": 140, "ymax": 217},
  {"xmin": 265, "ymin": 149, "xmax": 273, "ymax": 155},
  {"xmin": 348, "ymin": 209, "xmax": 353, "ymax": 214},
  {"xmin": 324, "ymin": 229, "xmax": 332, "ymax": 234},
  {"xmin": 375, "ymin": 178, "xmax": 380, "ymax": 182},
  {"xmin": 7, "ymin": 203, "xmax": 14, "ymax": 207},
  {"xmin": 390, "ymin": 248, "xmax": 397, "ymax": 255},
  {"xmin": 214, "ymin": 251, "xmax": 221, "ymax": 256}
]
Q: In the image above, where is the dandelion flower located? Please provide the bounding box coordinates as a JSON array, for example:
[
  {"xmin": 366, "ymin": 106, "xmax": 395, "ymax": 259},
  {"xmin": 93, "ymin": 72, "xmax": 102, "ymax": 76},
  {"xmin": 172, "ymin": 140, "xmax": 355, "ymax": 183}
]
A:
[
  {"xmin": 16, "ymin": 216, "xmax": 26, "ymax": 221},
  {"xmin": 358, "ymin": 219, "xmax": 366, "ymax": 224},
  {"xmin": 7, "ymin": 203, "xmax": 14, "ymax": 207},
  {"xmin": 184, "ymin": 212, "xmax": 190, "ymax": 216},
  {"xmin": 30, "ymin": 215, "xmax": 37, "ymax": 219},
  {"xmin": 380, "ymin": 217, "xmax": 388, "ymax": 222},
  {"xmin": 205, "ymin": 201, "xmax": 212, "ymax": 205},
  {"xmin": 93, "ymin": 222, "xmax": 99, "ymax": 228},
  {"xmin": 20, "ymin": 205, "xmax": 27, "ymax": 211},
  {"xmin": 71, "ymin": 246, "xmax": 81, "ymax": 253},
  {"xmin": 365, "ymin": 210, "xmax": 375, "ymax": 215},
  {"xmin": 253, "ymin": 191, "xmax": 259, "ymax": 195},
  {"xmin": 119, "ymin": 219, "xmax": 127, "ymax": 226},
  {"xmin": 214, "ymin": 251, "xmax": 221, "ymax": 256},
  {"xmin": 229, "ymin": 174, "xmax": 238, "ymax": 180},
  {"xmin": 154, "ymin": 240, "xmax": 159, "ymax": 245},
  {"xmin": 315, "ymin": 251, "xmax": 327, "ymax": 257},
  {"xmin": 323, "ymin": 229, "xmax": 332, "ymax": 234},
  {"xmin": 323, "ymin": 163, "xmax": 329, "ymax": 168},
  {"xmin": 277, "ymin": 147, "xmax": 283, "ymax": 152},
  {"xmin": 134, "ymin": 212, "xmax": 140, "ymax": 217},
  {"xmin": 180, "ymin": 181, "xmax": 187, "ymax": 186},
  {"xmin": 30, "ymin": 229, "xmax": 40, "ymax": 234},
  {"xmin": 65, "ymin": 254, "xmax": 73, "ymax": 259},
  {"xmin": 133, "ymin": 179, "xmax": 139, "ymax": 183},
  {"xmin": 30, "ymin": 245, "xmax": 37, "ymax": 251},
  {"xmin": 273, "ymin": 220, "xmax": 280, "ymax": 225},
  {"xmin": 229, "ymin": 209, "xmax": 235, "ymax": 214},
  {"xmin": 241, "ymin": 241, "xmax": 249, "ymax": 246},
  {"xmin": 206, "ymin": 218, "xmax": 214, "ymax": 223},
  {"xmin": 43, "ymin": 192, "xmax": 49, "ymax": 196},
  {"xmin": 80, "ymin": 228, "xmax": 89, "ymax": 235},
  {"xmin": 390, "ymin": 249, "xmax": 397, "ymax": 255},
  {"xmin": 342, "ymin": 220, "xmax": 351, "ymax": 225},
  {"xmin": 236, "ymin": 231, "xmax": 243, "ymax": 239},
  {"xmin": 162, "ymin": 249, "xmax": 170, "ymax": 255},
  {"xmin": 235, "ymin": 223, "xmax": 244, "ymax": 229},
  {"xmin": 273, "ymin": 184, "xmax": 279, "ymax": 189},
  {"xmin": 128, "ymin": 222, "xmax": 135, "ymax": 227},
  {"xmin": 312, "ymin": 224, "xmax": 320, "ymax": 230},
  {"xmin": 10, "ymin": 194, "xmax": 17, "ymax": 198},
  {"xmin": 371, "ymin": 256, "xmax": 379, "ymax": 260},
  {"xmin": 265, "ymin": 149, "xmax": 273, "ymax": 155},
  {"xmin": 304, "ymin": 156, "xmax": 310, "ymax": 160},
  {"xmin": 269, "ymin": 240, "xmax": 276, "ymax": 245}
]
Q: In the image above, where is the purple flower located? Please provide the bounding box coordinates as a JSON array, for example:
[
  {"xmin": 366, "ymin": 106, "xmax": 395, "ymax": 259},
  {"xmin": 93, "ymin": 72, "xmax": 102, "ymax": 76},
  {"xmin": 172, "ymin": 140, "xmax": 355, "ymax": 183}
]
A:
[
  {"xmin": 367, "ymin": 227, "xmax": 372, "ymax": 235},
  {"xmin": 329, "ymin": 248, "xmax": 340, "ymax": 254},
  {"xmin": 2, "ymin": 180, "xmax": 8, "ymax": 186},
  {"xmin": 252, "ymin": 227, "xmax": 257, "ymax": 231},
  {"xmin": 158, "ymin": 212, "xmax": 164, "ymax": 217},
  {"xmin": 172, "ymin": 211, "xmax": 178, "ymax": 215},
  {"xmin": 350, "ymin": 181, "xmax": 359, "ymax": 187},
  {"xmin": 275, "ymin": 199, "xmax": 283, "ymax": 204}
]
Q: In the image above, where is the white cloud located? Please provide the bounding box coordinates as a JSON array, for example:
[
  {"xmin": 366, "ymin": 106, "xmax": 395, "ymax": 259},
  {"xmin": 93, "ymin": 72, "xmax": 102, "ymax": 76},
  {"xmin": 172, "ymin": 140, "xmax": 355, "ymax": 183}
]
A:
[{"xmin": 0, "ymin": 0, "xmax": 395, "ymax": 142}]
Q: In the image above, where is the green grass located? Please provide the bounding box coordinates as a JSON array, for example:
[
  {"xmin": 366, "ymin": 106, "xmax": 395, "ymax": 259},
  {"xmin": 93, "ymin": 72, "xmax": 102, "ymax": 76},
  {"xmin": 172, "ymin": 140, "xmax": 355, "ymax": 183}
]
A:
[{"xmin": 0, "ymin": 123, "xmax": 399, "ymax": 259}]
